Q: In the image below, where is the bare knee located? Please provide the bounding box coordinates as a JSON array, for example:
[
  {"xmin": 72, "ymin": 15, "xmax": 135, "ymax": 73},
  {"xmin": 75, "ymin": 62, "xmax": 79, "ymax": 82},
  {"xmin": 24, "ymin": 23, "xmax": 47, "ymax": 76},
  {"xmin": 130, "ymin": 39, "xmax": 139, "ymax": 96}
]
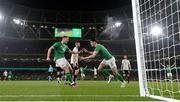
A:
[
  {"xmin": 63, "ymin": 67, "xmax": 70, "ymax": 73},
  {"xmin": 74, "ymin": 69, "xmax": 79, "ymax": 75},
  {"xmin": 98, "ymin": 63, "xmax": 106, "ymax": 71},
  {"xmin": 111, "ymin": 67, "xmax": 118, "ymax": 75}
]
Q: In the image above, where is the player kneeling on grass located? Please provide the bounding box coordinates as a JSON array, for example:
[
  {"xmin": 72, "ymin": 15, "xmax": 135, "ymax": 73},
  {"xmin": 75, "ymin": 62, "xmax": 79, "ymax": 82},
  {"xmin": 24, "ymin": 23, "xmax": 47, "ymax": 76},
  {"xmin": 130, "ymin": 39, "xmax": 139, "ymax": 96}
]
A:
[
  {"xmin": 46, "ymin": 36, "xmax": 80, "ymax": 87},
  {"xmin": 81, "ymin": 39, "xmax": 127, "ymax": 87}
]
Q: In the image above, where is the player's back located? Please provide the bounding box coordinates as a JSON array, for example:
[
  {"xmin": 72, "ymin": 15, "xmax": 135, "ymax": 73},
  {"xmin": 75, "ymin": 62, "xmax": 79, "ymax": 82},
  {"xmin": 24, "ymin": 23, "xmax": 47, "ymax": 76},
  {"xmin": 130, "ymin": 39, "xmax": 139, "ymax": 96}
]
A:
[{"xmin": 95, "ymin": 44, "xmax": 112, "ymax": 60}]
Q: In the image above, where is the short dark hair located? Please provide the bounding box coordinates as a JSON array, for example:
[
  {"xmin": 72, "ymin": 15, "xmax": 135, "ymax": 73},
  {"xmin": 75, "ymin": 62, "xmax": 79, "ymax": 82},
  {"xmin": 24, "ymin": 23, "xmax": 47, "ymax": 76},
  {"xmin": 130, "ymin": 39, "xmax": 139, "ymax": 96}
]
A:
[
  {"xmin": 90, "ymin": 39, "xmax": 97, "ymax": 42},
  {"xmin": 62, "ymin": 36, "xmax": 69, "ymax": 38}
]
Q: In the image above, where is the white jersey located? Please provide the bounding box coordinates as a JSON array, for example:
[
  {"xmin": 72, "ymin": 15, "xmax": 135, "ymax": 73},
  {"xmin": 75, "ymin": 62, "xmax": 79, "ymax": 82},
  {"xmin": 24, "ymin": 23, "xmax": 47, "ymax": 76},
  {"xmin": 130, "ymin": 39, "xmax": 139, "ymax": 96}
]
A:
[
  {"xmin": 121, "ymin": 59, "xmax": 130, "ymax": 70},
  {"xmin": 3, "ymin": 71, "xmax": 8, "ymax": 77},
  {"xmin": 70, "ymin": 47, "xmax": 79, "ymax": 64}
]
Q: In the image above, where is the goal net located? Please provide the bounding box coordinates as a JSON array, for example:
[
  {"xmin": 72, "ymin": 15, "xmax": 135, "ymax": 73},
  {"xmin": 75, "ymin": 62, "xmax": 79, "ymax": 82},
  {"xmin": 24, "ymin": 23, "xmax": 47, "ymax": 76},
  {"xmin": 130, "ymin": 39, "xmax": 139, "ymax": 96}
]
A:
[{"xmin": 132, "ymin": 0, "xmax": 180, "ymax": 101}]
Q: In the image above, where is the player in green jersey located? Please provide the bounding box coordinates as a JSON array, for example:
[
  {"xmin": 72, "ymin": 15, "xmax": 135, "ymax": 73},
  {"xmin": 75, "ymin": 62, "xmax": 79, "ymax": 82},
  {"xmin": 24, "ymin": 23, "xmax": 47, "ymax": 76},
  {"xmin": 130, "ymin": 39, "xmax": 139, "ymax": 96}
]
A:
[
  {"xmin": 46, "ymin": 36, "xmax": 80, "ymax": 87},
  {"xmin": 160, "ymin": 63, "xmax": 175, "ymax": 81},
  {"xmin": 81, "ymin": 39, "xmax": 127, "ymax": 87}
]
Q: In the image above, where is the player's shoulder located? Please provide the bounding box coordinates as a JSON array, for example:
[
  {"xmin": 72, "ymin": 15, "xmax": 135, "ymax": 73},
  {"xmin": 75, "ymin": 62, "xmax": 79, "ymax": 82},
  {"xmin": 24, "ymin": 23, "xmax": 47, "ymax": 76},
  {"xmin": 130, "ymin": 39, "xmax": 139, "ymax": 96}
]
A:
[
  {"xmin": 73, "ymin": 46, "xmax": 78, "ymax": 49},
  {"xmin": 122, "ymin": 59, "xmax": 126, "ymax": 61},
  {"xmin": 54, "ymin": 42, "xmax": 61, "ymax": 45},
  {"xmin": 126, "ymin": 59, "xmax": 130, "ymax": 61},
  {"xmin": 96, "ymin": 44, "xmax": 104, "ymax": 48}
]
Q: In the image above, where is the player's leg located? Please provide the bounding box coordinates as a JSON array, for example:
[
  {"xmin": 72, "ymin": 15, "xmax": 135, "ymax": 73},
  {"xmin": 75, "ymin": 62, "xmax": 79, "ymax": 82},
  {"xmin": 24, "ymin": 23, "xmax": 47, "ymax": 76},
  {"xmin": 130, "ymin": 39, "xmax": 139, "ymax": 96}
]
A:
[
  {"xmin": 56, "ymin": 65, "xmax": 64, "ymax": 83},
  {"xmin": 80, "ymin": 67, "xmax": 85, "ymax": 80},
  {"xmin": 48, "ymin": 72, "xmax": 52, "ymax": 81},
  {"xmin": 79, "ymin": 62, "xmax": 86, "ymax": 80},
  {"xmin": 48, "ymin": 72, "xmax": 51, "ymax": 81},
  {"xmin": 50, "ymin": 72, "xmax": 53, "ymax": 81},
  {"xmin": 107, "ymin": 74, "xmax": 114, "ymax": 84},
  {"xmin": 111, "ymin": 67, "xmax": 126, "ymax": 87},
  {"xmin": 94, "ymin": 68, "xmax": 97, "ymax": 79},
  {"xmin": 73, "ymin": 69, "xmax": 79, "ymax": 84},
  {"xmin": 55, "ymin": 62, "xmax": 62, "ymax": 83},
  {"xmin": 56, "ymin": 71, "xmax": 61, "ymax": 83},
  {"xmin": 97, "ymin": 60, "xmax": 111, "ymax": 79},
  {"xmin": 123, "ymin": 70, "xmax": 128, "ymax": 81},
  {"xmin": 71, "ymin": 63, "xmax": 79, "ymax": 84},
  {"xmin": 127, "ymin": 70, "xmax": 130, "ymax": 83},
  {"xmin": 167, "ymin": 73, "xmax": 173, "ymax": 82},
  {"xmin": 108, "ymin": 57, "xmax": 126, "ymax": 87},
  {"xmin": 67, "ymin": 61, "xmax": 77, "ymax": 86},
  {"xmin": 123, "ymin": 70, "xmax": 126, "ymax": 79},
  {"xmin": 56, "ymin": 58, "xmax": 74, "ymax": 86}
]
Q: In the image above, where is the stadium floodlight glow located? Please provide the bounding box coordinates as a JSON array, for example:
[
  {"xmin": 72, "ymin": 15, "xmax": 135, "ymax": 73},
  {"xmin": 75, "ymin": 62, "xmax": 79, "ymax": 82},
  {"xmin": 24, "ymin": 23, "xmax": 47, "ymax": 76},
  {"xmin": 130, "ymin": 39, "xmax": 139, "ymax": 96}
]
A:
[
  {"xmin": 40, "ymin": 25, "xmax": 44, "ymax": 28},
  {"xmin": 13, "ymin": 18, "xmax": 21, "ymax": 25},
  {"xmin": 0, "ymin": 14, "xmax": 4, "ymax": 20},
  {"xmin": 32, "ymin": 25, "xmax": 36, "ymax": 28},
  {"xmin": 100, "ymin": 27, "xmax": 104, "ymax": 29},
  {"xmin": 115, "ymin": 22, "xmax": 122, "ymax": 27},
  {"xmin": 20, "ymin": 22, "xmax": 24, "ymax": 26},
  {"xmin": 150, "ymin": 26, "xmax": 162, "ymax": 36}
]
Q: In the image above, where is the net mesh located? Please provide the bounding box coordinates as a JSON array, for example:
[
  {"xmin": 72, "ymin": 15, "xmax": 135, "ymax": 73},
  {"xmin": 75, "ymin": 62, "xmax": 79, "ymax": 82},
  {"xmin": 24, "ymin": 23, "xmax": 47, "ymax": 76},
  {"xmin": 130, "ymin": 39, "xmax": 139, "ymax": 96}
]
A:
[{"xmin": 138, "ymin": 0, "xmax": 180, "ymax": 99}]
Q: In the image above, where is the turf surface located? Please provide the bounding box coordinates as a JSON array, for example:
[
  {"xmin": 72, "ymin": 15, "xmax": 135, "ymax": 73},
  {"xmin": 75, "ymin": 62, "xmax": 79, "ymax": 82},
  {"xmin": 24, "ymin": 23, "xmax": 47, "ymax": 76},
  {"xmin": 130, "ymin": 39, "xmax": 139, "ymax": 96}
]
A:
[{"xmin": 0, "ymin": 80, "xmax": 175, "ymax": 101}]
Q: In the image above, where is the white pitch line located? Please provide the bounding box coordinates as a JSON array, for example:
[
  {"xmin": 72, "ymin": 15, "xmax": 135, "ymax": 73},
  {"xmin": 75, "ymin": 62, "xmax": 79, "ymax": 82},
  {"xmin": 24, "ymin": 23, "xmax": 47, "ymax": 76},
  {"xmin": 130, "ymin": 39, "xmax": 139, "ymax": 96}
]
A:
[{"xmin": 0, "ymin": 95, "xmax": 139, "ymax": 98}]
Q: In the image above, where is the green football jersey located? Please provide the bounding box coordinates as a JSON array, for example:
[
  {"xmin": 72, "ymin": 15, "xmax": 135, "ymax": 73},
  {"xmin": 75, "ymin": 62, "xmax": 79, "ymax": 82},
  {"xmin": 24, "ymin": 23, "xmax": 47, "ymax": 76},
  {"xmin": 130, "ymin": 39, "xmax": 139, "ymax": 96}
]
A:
[
  {"xmin": 94, "ymin": 44, "xmax": 113, "ymax": 60},
  {"xmin": 52, "ymin": 42, "xmax": 70, "ymax": 61},
  {"xmin": 166, "ymin": 67, "xmax": 171, "ymax": 73}
]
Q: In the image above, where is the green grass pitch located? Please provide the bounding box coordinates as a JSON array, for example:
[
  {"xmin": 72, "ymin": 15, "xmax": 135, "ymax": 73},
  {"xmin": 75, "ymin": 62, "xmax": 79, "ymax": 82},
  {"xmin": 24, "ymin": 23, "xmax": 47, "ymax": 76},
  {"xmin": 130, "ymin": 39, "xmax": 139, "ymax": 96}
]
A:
[{"xmin": 0, "ymin": 80, "xmax": 178, "ymax": 101}]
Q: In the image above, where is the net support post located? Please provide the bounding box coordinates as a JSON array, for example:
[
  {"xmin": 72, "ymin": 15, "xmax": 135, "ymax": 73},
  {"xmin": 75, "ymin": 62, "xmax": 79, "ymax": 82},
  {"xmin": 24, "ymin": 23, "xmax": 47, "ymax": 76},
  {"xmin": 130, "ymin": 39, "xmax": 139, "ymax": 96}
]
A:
[{"xmin": 131, "ymin": 0, "xmax": 149, "ymax": 97}]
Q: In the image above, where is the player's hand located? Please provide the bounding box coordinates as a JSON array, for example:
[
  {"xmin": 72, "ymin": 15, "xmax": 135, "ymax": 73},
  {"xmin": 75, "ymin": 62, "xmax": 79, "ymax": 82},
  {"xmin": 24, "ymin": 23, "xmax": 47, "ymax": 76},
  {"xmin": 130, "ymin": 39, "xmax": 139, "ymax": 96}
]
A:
[
  {"xmin": 46, "ymin": 57, "xmax": 51, "ymax": 61},
  {"xmin": 82, "ymin": 48, "xmax": 88, "ymax": 53},
  {"xmin": 79, "ymin": 50, "xmax": 83, "ymax": 53},
  {"xmin": 80, "ymin": 57, "xmax": 86, "ymax": 60}
]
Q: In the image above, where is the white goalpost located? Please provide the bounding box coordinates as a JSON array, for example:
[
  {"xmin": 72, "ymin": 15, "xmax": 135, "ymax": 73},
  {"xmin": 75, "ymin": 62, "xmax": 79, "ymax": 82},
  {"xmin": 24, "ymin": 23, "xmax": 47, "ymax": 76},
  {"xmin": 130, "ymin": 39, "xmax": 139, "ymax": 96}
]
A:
[{"xmin": 132, "ymin": 0, "xmax": 180, "ymax": 101}]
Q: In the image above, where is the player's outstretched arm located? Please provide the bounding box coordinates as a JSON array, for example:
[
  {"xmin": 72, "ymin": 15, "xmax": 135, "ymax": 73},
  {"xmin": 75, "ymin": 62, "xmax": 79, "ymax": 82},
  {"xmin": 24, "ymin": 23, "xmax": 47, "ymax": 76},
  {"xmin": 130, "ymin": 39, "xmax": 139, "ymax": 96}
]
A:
[
  {"xmin": 46, "ymin": 47, "xmax": 54, "ymax": 61},
  {"xmin": 160, "ymin": 63, "xmax": 166, "ymax": 67},
  {"xmin": 69, "ymin": 50, "xmax": 81, "ymax": 54},
  {"xmin": 81, "ymin": 51, "xmax": 97, "ymax": 60},
  {"xmin": 171, "ymin": 63, "xmax": 176, "ymax": 67},
  {"xmin": 82, "ymin": 48, "xmax": 93, "ymax": 54}
]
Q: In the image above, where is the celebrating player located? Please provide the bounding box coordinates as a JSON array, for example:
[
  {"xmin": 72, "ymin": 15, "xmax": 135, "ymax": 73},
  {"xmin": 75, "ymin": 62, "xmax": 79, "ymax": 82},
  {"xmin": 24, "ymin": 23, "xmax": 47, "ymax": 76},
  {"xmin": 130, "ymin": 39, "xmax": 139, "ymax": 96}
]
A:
[
  {"xmin": 121, "ymin": 55, "xmax": 131, "ymax": 83},
  {"xmin": 46, "ymin": 36, "xmax": 79, "ymax": 87},
  {"xmin": 160, "ymin": 62, "xmax": 175, "ymax": 81},
  {"xmin": 81, "ymin": 39, "xmax": 127, "ymax": 87}
]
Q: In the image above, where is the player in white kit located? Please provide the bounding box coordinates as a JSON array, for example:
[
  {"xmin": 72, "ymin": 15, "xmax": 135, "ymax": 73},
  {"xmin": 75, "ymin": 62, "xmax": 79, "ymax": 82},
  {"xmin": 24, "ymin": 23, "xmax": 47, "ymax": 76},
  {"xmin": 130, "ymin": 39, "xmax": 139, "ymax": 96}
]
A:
[
  {"xmin": 70, "ymin": 42, "xmax": 81, "ymax": 85},
  {"xmin": 121, "ymin": 55, "xmax": 131, "ymax": 83}
]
